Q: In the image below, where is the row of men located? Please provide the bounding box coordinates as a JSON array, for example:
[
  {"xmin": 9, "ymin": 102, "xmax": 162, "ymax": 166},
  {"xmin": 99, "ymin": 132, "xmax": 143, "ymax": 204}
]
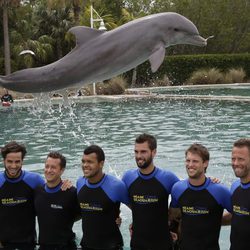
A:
[{"xmin": 0, "ymin": 134, "xmax": 249, "ymax": 250}]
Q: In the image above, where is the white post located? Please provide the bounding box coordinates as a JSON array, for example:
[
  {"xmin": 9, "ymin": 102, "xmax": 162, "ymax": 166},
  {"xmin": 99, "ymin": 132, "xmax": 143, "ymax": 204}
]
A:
[
  {"xmin": 90, "ymin": 5, "xmax": 96, "ymax": 95},
  {"xmin": 90, "ymin": 4, "xmax": 107, "ymax": 96}
]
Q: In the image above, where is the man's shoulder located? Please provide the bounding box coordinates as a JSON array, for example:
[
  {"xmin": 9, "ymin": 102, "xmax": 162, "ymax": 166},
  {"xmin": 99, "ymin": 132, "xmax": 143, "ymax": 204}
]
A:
[
  {"xmin": 123, "ymin": 168, "xmax": 138, "ymax": 177},
  {"xmin": 23, "ymin": 170, "xmax": 44, "ymax": 188},
  {"xmin": 122, "ymin": 169, "xmax": 138, "ymax": 187},
  {"xmin": 171, "ymin": 179, "xmax": 188, "ymax": 195},
  {"xmin": 105, "ymin": 174, "xmax": 123, "ymax": 184},
  {"xmin": 155, "ymin": 167, "xmax": 178, "ymax": 178}
]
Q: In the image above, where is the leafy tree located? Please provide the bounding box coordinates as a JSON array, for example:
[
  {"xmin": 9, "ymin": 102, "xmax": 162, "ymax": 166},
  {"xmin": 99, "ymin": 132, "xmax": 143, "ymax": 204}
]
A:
[{"xmin": 0, "ymin": 0, "xmax": 20, "ymax": 74}]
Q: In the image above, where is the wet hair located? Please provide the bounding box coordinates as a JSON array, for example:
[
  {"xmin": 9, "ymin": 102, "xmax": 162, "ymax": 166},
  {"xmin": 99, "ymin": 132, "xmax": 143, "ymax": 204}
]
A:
[
  {"xmin": 1, "ymin": 141, "xmax": 27, "ymax": 160},
  {"xmin": 47, "ymin": 151, "xmax": 66, "ymax": 169},
  {"xmin": 135, "ymin": 133, "xmax": 157, "ymax": 150},
  {"xmin": 84, "ymin": 145, "xmax": 105, "ymax": 162},
  {"xmin": 185, "ymin": 143, "xmax": 210, "ymax": 162},
  {"xmin": 233, "ymin": 138, "xmax": 250, "ymax": 154}
]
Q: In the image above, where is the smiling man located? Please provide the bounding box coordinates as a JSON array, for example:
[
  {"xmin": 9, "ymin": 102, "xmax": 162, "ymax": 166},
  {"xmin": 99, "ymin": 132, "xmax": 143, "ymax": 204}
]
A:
[
  {"xmin": 122, "ymin": 133, "xmax": 179, "ymax": 250},
  {"xmin": 0, "ymin": 141, "xmax": 44, "ymax": 250},
  {"xmin": 77, "ymin": 145, "xmax": 129, "ymax": 250},
  {"xmin": 34, "ymin": 152, "xmax": 80, "ymax": 250},
  {"xmin": 230, "ymin": 138, "xmax": 250, "ymax": 250},
  {"xmin": 170, "ymin": 143, "xmax": 231, "ymax": 250}
]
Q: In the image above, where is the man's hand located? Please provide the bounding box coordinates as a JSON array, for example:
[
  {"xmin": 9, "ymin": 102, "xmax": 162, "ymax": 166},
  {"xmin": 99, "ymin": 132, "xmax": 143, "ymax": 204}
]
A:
[
  {"xmin": 61, "ymin": 179, "xmax": 72, "ymax": 191},
  {"xmin": 209, "ymin": 176, "xmax": 220, "ymax": 184},
  {"xmin": 170, "ymin": 231, "xmax": 178, "ymax": 241},
  {"xmin": 116, "ymin": 216, "xmax": 122, "ymax": 227}
]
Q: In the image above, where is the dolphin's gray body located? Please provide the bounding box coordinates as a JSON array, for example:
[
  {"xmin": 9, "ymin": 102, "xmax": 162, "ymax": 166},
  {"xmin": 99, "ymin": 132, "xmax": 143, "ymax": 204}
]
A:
[{"xmin": 0, "ymin": 12, "xmax": 207, "ymax": 93}]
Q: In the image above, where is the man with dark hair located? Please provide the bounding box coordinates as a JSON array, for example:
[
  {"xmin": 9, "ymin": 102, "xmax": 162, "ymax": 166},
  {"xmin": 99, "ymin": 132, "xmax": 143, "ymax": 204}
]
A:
[
  {"xmin": 122, "ymin": 133, "xmax": 179, "ymax": 250},
  {"xmin": 34, "ymin": 151, "xmax": 80, "ymax": 250},
  {"xmin": 229, "ymin": 138, "xmax": 250, "ymax": 250},
  {"xmin": 0, "ymin": 141, "xmax": 44, "ymax": 250},
  {"xmin": 77, "ymin": 145, "xmax": 129, "ymax": 250},
  {"xmin": 170, "ymin": 143, "xmax": 231, "ymax": 250}
]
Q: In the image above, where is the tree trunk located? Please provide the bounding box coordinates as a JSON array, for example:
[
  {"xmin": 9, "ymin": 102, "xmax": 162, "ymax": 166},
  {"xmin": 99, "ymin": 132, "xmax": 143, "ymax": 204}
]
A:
[
  {"xmin": 3, "ymin": 5, "xmax": 11, "ymax": 75},
  {"xmin": 131, "ymin": 67, "xmax": 137, "ymax": 87}
]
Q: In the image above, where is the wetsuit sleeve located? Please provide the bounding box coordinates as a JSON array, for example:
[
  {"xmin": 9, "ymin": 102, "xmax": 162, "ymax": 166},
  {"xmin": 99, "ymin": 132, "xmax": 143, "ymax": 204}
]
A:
[
  {"xmin": 170, "ymin": 180, "xmax": 187, "ymax": 208},
  {"xmin": 0, "ymin": 173, "xmax": 5, "ymax": 188},
  {"xmin": 76, "ymin": 177, "xmax": 86, "ymax": 193},
  {"xmin": 208, "ymin": 183, "xmax": 232, "ymax": 213},
  {"xmin": 230, "ymin": 180, "xmax": 240, "ymax": 195},
  {"xmin": 122, "ymin": 169, "xmax": 138, "ymax": 189},
  {"xmin": 23, "ymin": 171, "xmax": 45, "ymax": 189},
  {"xmin": 102, "ymin": 175, "xmax": 130, "ymax": 205},
  {"xmin": 156, "ymin": 170, "xmax": 180, "ymax": 194}
]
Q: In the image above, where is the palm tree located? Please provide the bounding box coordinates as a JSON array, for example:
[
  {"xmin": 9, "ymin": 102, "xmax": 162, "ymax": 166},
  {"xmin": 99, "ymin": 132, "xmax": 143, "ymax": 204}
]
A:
[
  {"xmin": 0, "ymin": 0, "xmax": 20, "ymax": 74},
  {"xmin": 48, "ymin": 0, "xmax": 82, "ymax": 25}
]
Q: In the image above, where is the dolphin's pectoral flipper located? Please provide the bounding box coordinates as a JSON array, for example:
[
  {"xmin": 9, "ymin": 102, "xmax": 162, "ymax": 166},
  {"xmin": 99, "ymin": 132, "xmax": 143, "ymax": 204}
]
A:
[
  {"xmin": 149, "ymin": 46, "xmax": 166, "ymax": 73},
  {"xmin": 68, "ymin": 26, "xmax": 105, "ymax": 46}
]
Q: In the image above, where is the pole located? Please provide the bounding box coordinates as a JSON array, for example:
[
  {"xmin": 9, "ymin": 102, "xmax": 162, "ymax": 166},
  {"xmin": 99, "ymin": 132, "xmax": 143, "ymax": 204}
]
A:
[{"xmin": 90, "ymin": 4, "xmax": 96, "ymax": 95}]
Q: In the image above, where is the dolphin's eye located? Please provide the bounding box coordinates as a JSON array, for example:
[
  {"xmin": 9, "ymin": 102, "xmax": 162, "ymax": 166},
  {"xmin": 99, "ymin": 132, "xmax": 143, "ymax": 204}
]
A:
[{"xmin": 174, "ymin": 28, "xmax": 179, "ymax": 32}]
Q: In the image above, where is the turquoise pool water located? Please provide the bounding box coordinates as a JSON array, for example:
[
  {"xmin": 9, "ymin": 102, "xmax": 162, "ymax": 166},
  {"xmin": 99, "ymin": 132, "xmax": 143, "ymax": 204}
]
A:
[{"xmin": 0, "ymin": 97, "xmax": 249, "ymax": 249}]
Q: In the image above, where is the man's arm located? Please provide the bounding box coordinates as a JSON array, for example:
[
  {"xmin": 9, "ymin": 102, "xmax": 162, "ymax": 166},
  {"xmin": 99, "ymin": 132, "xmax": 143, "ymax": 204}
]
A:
[
  {"xmin": 222, "ymin": 211, "xmax": 232, "ymax": 225},
  {"xmin": 169, "ymin": 207, "xmax": 181, "ymax": 221}
]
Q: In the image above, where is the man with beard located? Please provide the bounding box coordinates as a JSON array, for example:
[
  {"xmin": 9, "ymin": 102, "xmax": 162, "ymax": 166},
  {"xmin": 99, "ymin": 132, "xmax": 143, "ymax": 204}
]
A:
[
  {"xmin": 77, "ymin": 145, "xmax": 129, "ymax": 250},
  {"xmin": 170, "ymin": 143, "xmax": 231, "ymax": 250},
  {"xmin": 227, "ymin": 138, "xmax": 250, "ymax": 250},
  {"xmin": 122, "ymin": 133, "xmax": 179, "ymax": 250},
  {"xmin": 0, "ymin": 141, "xmax": 44, "ymax": 249}
]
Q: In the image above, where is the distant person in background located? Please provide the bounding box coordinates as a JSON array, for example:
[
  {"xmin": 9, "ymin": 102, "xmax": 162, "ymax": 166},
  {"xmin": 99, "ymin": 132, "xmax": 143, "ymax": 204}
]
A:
[
  {"xmin": 77, "ymin": 145, "xmax": 129, "ymax": 250},
  {"xmin": 35, "ymin": 151, "xmax": 80, "ymax": 250},
  {"xmin": 1, "ymin": 89, "xmax": 13, "ymax": 103},
  {"xmin": 170, "ymin": 143, "xmax": 231, "ymax": 250},
  {"xmin": 0, "ymin": 141, "xmax": 44, "ymax": 250}
]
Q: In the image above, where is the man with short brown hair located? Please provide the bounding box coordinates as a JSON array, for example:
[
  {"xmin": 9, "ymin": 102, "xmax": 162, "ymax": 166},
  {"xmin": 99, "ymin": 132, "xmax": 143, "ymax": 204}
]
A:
[{"xmin": 0, "ymin": 141, "xmax": 44, "ymax": 250}]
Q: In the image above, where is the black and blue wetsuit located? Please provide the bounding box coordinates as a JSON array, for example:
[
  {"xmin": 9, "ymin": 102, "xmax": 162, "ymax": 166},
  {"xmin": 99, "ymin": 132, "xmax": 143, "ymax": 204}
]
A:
[
  {"xmin": 230, "ymin": 180, "xmax": 250, "ymax": 250},
  {"xmin": 122, "ymin": 167, "xmax": 179, "ymax": 250},
  {"xmin": 34, "ymin": 183, "xmax": 80, "ymax": 250},
  {"xmin": 77, "ymin": 174, "xmax": 129, "ymax": 250},
  {"xmin": 0, "ymin": 170, "xmax": 44, "ymax": 250},
  {"xmin": 171, "ymin": 178, "xmax": 231, "ymax": 250}
]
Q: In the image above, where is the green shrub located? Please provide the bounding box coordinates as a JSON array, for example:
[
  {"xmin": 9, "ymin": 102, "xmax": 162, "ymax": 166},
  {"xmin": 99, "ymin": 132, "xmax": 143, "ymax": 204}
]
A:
[
  {"xmin": 188, "ymin": 68, "xmax": 224, "ymax": 85},
  {"xmin": 224, "ymin": 68, "xmax": 246, "ymax": 83},
  {"xmin": 96, "ymin": 76, "xmax": 126, "ymax": 95},
  {"xmin": 125, "ymin": 54, "xmax": 250, "ymax": 85}
]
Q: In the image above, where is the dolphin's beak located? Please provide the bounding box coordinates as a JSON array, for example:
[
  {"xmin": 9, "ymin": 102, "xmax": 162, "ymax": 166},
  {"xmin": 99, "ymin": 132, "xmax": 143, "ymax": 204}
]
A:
[
  {"xmin": 192, "ymin": 35, "xmax": 208, "ymax": 46},
  {"xmin": 194, "ymin": 35, "xmax": 214, "ymax": 47}
]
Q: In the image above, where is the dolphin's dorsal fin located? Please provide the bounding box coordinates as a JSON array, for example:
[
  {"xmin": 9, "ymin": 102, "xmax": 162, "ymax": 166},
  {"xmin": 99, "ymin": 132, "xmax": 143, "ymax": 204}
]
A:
[
  {"xmin": 149, "ymin": 46, "xmax": 166, "ymax": 73},
  {"xmin": 69, "ymin": 26, "xmax": 105, "ymax": 46}
]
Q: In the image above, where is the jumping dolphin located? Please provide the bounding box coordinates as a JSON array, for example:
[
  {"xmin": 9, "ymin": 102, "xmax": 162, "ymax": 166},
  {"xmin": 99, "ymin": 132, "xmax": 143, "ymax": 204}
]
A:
[{"xmin": 0, "ymin": 12, "xmax": 209, "ymax": 93}]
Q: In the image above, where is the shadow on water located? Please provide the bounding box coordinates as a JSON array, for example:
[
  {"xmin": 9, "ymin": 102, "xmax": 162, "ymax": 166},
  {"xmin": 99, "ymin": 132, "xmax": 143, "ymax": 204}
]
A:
[{"xmin": 0, "ymin": 95, "xmax": 249, "ymax": 249}]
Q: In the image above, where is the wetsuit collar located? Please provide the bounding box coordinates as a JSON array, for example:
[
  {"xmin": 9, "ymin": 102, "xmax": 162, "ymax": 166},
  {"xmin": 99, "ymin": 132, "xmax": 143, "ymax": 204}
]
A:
[
  {"xmin": 4, "ymin": 170, "xmax": 25, "ymax": 183},
  {"xmin": 188, "ymin": 177, "xmax": 210, "ymax": 190},
  {"xmin": 240, "ymin": 181, "xmax": 250, "ymax": 189},
  {"xmin": 138, "ymin": 167, "xmax": 157, "ymax": 179},
  {"xmin": 45, "ymin": 181, "xmax": 62, "ymax": 193},
  {"xmin": 86, "ymin": 174, "xmax": 106, "ymax": 188}
]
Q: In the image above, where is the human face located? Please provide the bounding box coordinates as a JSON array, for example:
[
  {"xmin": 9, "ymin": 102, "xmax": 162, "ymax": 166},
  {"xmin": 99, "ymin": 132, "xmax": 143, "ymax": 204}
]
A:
[
  {"xmin": 185, "ymin": 152, "xmax": 208, "ymax": 180},
  {"xmin": 134, "ymin": 142, "xmax": 156, "ymax": 170},
  {"xmin": 44, "ymin": 157, "xmax": 64, "ymax": 186},
  {"xmin": 82, "ymin": 153, "xmax": 104, "ymax": 183},
  {"xmin": 232, "ymin": 146, "xmax": 250, "ymax": 183},
  {"xmin": 4, "ymin": 152, "xmax": 23, "ymax": 178}
]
